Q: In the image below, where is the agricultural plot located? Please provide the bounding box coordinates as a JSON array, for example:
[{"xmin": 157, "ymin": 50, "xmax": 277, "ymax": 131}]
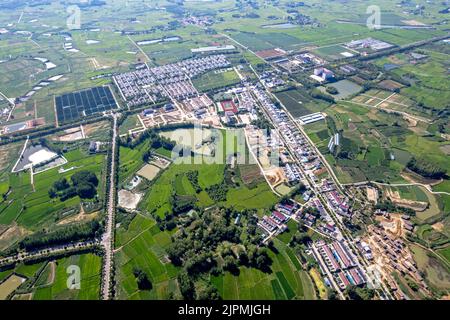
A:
[
  {"xmin": 409, "ymin": 244, "xmax": 450, "ymax": 294},
  {"xmin": 312, "ymin": 44, "xmax": 354, "ymax": 61},
  {"xmin": 32, "ymin": 253, "xmax": 102, "ymax": 300},
  {"xmin": 211, "ymin": 239, "xmax": 316, "ymax": 300},
  {"xmin": 275, "ymin": 89, "xmax": 330, "ymax": 118},
  {"xmin": 192, "ymin": 69, "xmax": 241, "ymax": 92},
  {"xmin": 121, "ymin": 128, "xmax": 278, "ymax": 218},
  {"xmin": 0, "ymin": 148, "xmax": 106, "ymax": 237},
  {"xmin": 0, "ymin": 274, "xmax": 26, "ymax": 300},
  {"xmin": 322, "ymin": 103, "xmax": 414, "ymax": 184},
  {"xmin": 349, "ymin": 88, "xmax": 434, "ymax": 121},
  {"xmin": 115, "ymin": 215, "xmax": 180, "ymax": 300},
  {"xmin": 321, "ymin": 80, "xmax": 362, "ymax": 100},
  {"xmin": 119, "ymin": 114, "xmax": 143, "ymax": 136},
  {"xmin": 55, "ymin": 86, "xmax": 118, "ymax": 124}
]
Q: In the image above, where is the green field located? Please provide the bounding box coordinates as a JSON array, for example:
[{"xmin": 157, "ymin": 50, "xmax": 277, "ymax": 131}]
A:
[
  {"xmin": 275, "ymin": 89, "xmax": 330, "ymax": 118},
  {"xmin": 410, "ymin": 244, "xmax": 450, "ymax": 294},
  {"xmin": 115, "ymin": 214, "xmax": 180, "ymax": 300},
  {"xmin": 192, "ymin": 69, "xmax": 241, "ymax": 92},
  {"xmin": 32, "ymin": 253, "xmax": 102, "ymax": 300},
  {"xmin": 211, "ymin": 239, "xmax": 316, "ymax": 300},
  {"xmin": 0, "ymin": 148, "xmax": 106, "ymax": 231}
]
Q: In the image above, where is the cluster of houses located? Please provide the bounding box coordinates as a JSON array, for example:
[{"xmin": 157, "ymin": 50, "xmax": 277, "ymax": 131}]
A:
[
  {"xmin": 366, "ymin": 225, "xmax": 428, "ymax": 299},
  {"xmin": 283, "ymin": 163, "xmax": 302, "ymax": 184},
  {"xmin": 252, "ymin": 86, "xmax": 329, "ymax": 187},
  {"xmin": 321, "ymin": 179, "xmax": 351, "ymax": 218},
  {"xmin": 258, "ymin": 202, "xmax": 298, "ymax": 240},
  {"xmin": 180, "ymin": 94, "xmax": 213, "ymax": 119},
  {"xmin": 181, "ymin": 15, "xmax": 214, "ymax": 27},
  {"xmin": 113, "ymin": 55, "xmax": 230, "ymax": 108},
  {"xmin": 312, "ymin": 240, "xmax": 367, "ymax": 290},
  {"xmin": 296, "ymin": 197, "xmax": 341, "ymax": 239},
  {"xmin": 259, "ymin": 71, "xmax": 285, "ymax": 89}
]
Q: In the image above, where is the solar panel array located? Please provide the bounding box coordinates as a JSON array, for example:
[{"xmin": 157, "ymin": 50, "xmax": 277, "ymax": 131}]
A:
[{"xmin": 55, "ymin": 86, "xmax": 117, "ymax": 123}]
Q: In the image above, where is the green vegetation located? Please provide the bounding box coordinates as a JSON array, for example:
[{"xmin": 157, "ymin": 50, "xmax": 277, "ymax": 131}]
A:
[{"xmin": 192, "ymin": 70, "xmax": 241, "ymax": 92}]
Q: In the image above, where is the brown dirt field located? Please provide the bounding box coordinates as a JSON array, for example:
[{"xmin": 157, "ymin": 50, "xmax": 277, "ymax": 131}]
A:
[
  {"xmin": 379, "ymin": 80, "xmax": 404, "ymax": 90},
  {"xmin": 83, "ymin": 121, "xmax": 109, "ymax": 137},
  {"xmin": 137, "ymin": 164, "xmax": 161, "ymax": 181},
  {"xmin": 402, "ymin": 20, "xmax": 426, "ymax": 26},
  {"xmin": 118, "ymin": 190, "xmax": 143, "ymax": 210},
  {"xmin": 366, "ymin": 187, "xmax": 378, "ymax": 203},
  {"xmin": 348, "ymin": 122, "xmax": 357, "ymax": 131},
  {"xmin": 432, "ymin": 222, "xmax": 444, "ymax": 232},
  {"xmin": 386, "ymin": 188, "xmax": 428, "ymax": 211},
  {"xmin": 239, "ymin": 164, "xmax": 263, "ymax": 185},
  {"xmin": 401, "ymin": 169, "xmax": 441, "ymax": 186},
  {"xmin": 0, "ymin": 224, "xmax": 30, "ymax": 251},
  {"xmin": 439, "ymin": 145, "xmax": 450, "ymax": 156},
  {"xmin": 265, "ymin": 167, "xmax": 286, "ymax": 186},
  {"xmin": 57, "ymin": 211, "xmax": 99, "ymax": 226}
]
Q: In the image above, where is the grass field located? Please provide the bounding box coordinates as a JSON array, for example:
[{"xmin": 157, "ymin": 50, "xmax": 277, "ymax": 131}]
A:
[
  {"xmin": 0, "ymin": 148, "xmax": 106, "ymax": 231},
  {"xmin": 115, "ymin": 214, "xmax": 180, "ymax": 300},
  {"xmin": 409, "ymin": 244, "xmax": 450, "ymax": 293},
  {"xmin": 275, "ymin": 89, "xmax": 330, "ymax": 118},
  {"xmin": 33, "ymin": 253, "xmax": 102, "ymax": 300},
  {"xmin": 120, "ymin": 128, "xmax": 278, "ymax": 218},
  {"xmin": 192, "ymin": 69, "xmax": 241, "ymax": 92},
  {"xmin": 437, "ymin": 246, "xmax": 450, "ymax": 264},
  {"xmin": 379, "ymin": 47, "xmax": 450, "ymax": 111},
  {"xmin": 320, "ymin": 101, "xmax": 449, "ymax": 189}
]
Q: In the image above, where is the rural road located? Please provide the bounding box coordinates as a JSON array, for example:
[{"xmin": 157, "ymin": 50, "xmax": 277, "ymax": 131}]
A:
[
  {"xmin": 101, "ymin": 113, "xmax": 119, "ymax": 300},
  {"xmin": 0, "ymin": 240, "xmax": 99, "ymax": 268}
]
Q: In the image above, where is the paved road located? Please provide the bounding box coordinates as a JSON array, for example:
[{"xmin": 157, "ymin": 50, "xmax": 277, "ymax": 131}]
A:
[
  {"xmin": 0, "ymin": 240, "xmax": 99, "ymax": 268},
  {"xmin": 100, "ymin": 113, "xmax": 118, "ymax": 300}
]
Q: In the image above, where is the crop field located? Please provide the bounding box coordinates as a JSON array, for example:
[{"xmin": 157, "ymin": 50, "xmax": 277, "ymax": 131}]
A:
[
  {"xmin": 119, "ymin": 140, "xmax": 151, "ymax": 183},
  {"xmin": 0, "ymin": 274, "xmax": 26, "ymax": 300},
  {"xmin": 115, "ymin": 215, "xmax": 180, "ymax": 300},
  {"xmin": 312, "ymin": 44, "xmax": 354, "ymax": 61},
  {"xmin": 437, "ymin": 246, "xmax": 450, "ymax": 264},
  {"xmin": 120, "ymin": 128, "xmax": 278, "ymax": 218},
  {"xmin": 0, "ymin": 147, "xmax": 106, "ymax": 237},
  {"xmin": 375, "ymin": 46, "xmax": 450, "ymax": 111},
  {"xmin": 321, "ymin": 98, "xmax": 450, "ymax": 188},
  {"xmin": 119, "ymin": 114, "xmax": 143, "ymax": 136},
  {"xmin": 275, "ymin": 89, "xmax": 330, "ymax": 118},
  {"xmin": 32, "ymin": 253, "xmax": 102, "ymax": 300},
  {"xmin": 322, "ymin": 80, "xmax": 362, "ymax": 100},
  {"xmin": 348, "ymin": 89, "xmax": 431, "ymax": 119},
  {"xmin": 228, "ymin": 31, "xmax": 304, "ymax": 51},
  {"xmin": 0, "ymin": 0, "xmax": 448, "ymax": 302},
  {"xmin": 409, "ymin": 244, "xmax": 450, "ymax": 293},
  {"xmin": 211, "ymin": 239, "xmax": 316, "ymax": 300},
  {"xmin": 192, "ymin": 69, "xmax": 241, "ymax": 92}
]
